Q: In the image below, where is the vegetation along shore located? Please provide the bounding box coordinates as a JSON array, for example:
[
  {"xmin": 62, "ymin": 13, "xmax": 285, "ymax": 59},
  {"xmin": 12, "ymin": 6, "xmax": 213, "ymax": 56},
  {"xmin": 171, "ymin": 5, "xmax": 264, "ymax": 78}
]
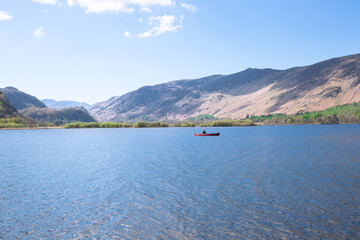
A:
[{"xmin": 63, "ymin": 119, "xmax": 255, "ymax": 129}]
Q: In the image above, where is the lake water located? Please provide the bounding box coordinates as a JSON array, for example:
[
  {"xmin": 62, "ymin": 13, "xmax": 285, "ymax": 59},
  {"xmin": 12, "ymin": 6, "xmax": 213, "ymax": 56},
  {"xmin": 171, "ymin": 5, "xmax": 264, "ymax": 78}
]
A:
[{"xmin": 0, "ymin": 125, "xmax": 359, "ymax": 239}]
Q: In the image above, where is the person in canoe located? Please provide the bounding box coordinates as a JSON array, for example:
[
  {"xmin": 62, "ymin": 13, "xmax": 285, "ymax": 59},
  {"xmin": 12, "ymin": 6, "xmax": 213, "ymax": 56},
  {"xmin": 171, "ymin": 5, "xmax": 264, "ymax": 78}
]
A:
[{"xmin": 202, "ymin": 129, "xmax": 206, "ymax": 134}]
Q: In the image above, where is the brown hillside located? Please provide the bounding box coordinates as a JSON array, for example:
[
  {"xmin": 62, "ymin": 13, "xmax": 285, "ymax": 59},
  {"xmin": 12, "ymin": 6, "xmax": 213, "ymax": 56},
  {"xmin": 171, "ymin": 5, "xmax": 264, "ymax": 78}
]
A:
[{"xmin": 89, "ymin": 54, "xmax": 360, "ymax": 122}]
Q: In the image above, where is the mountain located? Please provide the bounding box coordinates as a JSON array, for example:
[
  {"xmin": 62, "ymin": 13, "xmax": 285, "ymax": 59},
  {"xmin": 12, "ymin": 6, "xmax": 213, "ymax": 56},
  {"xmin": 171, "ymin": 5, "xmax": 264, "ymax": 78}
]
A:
[
  {"xmin": 1, "ymin": 87, "xmax": 96, "ymax": 125},
  {"xmin": 89, "ymin": 54, "xmax": 360, "ymax": 122},
  {"xmin": 0, "ymin": 90, "xmax": 19, "ymax": 118},
  {"xmin": 19, "ymin": 107, "xmax": 96, "ymax": 126},
  {"xmin": 0, "ymin": 87, "xmax": 47, "ymax": 110},
  {"xmin": 0, "ymin": 91, "xmax": 42, "ymax": 128},
  {"xmin": 42, "ymin": 99, "xmax": 90, "ymax": 110}
]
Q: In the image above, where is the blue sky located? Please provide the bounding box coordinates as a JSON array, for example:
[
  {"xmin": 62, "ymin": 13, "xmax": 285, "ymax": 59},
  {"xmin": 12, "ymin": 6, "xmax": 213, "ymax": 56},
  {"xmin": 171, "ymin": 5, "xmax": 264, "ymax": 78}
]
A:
[{"xmin": 0, "ymin": 0, "xmax": 360, "ymax": 104}]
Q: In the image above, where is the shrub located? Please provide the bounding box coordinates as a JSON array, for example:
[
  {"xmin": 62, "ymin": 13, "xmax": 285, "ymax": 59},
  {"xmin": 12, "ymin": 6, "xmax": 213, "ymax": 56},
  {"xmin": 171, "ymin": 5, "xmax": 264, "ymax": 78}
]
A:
[
  {"xmin": 180, "ymin": 122, "xmax": 195, "ymax": 127},
  {"xmin": 160, "ymin": 122, "xmax": 169, "ymax": 127},
  {"xmin": 198, "ymin": 122, "xmax": 211, "ymax": 127},
  {"xmin": 134, "ymin": 121, "xmax": 149, "ymax": 128},
  {"xmin": 123, "ymin": 123, "xmax": 133, "ymax": 128},
  {"xmin": 64, "ymin": 122, "xmax": 100, "ymax": 128},
  {"xmin": 210, "ymin": 120, "xmax": 254, "ymax": 127},
  {"xmin": 286, "ymin": 118, "xmax": 294, "ymax": 124}
]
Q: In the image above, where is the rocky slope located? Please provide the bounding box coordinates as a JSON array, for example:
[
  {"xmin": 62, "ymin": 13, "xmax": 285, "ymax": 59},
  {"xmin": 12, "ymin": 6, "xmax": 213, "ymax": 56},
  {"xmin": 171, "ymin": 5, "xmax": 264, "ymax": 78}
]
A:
[
  {"xmin": 42, "ymin": 99, "xmax": 90, "ymax": 110},
  {"xmin": 0, "ymin": 87, "xmax": 47, "ymax": 110},
  {"xmin": 89, "ymin": 54, "xmax": 360, "ymax": 122}
]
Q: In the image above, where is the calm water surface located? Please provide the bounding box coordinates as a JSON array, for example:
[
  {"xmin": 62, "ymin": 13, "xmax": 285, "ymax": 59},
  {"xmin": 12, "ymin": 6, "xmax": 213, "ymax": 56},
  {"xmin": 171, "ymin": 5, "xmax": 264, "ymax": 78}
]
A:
[{"xmin": 0, "ymin": 125, "xmax": 360, "ymax": 239}]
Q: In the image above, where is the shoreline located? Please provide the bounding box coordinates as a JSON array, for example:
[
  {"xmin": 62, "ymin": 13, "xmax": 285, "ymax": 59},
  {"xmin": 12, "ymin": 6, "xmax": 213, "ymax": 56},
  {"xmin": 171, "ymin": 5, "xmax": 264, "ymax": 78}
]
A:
[
  {"xmin": 1, "ymin": 123, "xmax": 359, "ymax": 130},
  {"xmin": 0, "ymin": 127, "xmax": 63, "ymax": 130}
]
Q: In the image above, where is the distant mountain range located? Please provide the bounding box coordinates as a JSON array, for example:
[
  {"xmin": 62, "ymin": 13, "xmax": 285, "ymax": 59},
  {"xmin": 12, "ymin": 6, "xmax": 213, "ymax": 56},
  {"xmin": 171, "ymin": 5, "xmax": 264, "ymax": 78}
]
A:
[
  {"xmin": 42, "ymin": 99, "xmax": 90, "ymax": 110},
  {"xmin": 89, "ymin": 53, "xmax": 360, "ymax": 122}
]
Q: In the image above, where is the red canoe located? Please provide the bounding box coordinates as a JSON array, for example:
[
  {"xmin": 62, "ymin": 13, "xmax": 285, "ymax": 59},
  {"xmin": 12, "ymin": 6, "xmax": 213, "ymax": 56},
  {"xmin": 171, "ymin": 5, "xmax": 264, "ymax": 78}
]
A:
[{"xmin": 194, "ymin": 133, "xmax": 220, "ymax": 136}]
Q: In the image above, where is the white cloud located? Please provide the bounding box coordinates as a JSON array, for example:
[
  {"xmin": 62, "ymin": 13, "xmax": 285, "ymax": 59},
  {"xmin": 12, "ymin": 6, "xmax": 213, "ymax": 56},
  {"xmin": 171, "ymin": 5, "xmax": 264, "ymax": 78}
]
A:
[
  {"xmin": 124, "ymin": 31, "xmax": 132, "ymax": 37},
  {"xmin": 140, "ymin": 6, "xmax": 152, "ymax": 12},
  {"xmin": 0, "ymin": 11, "xmax": 12, "ymax": 21},
  {"xmin": 67, "ymin": 0, "xmax": 174, "ymax": 13},
  {"xmin": 34, "ymin": 27, "xmax": 46, "ymax": 37},
  {"xmin": 138, "ymin": 15, "xmax": 182, "ymax": 38},
  {"xmin": 67, "ymin": 0, "xmax": 75, "ymax": 7},
  {"xmin": 181, "ymin": 2, "xmax": 196, "ymax": 12},
  {"xmin": 32, "ymin": 0, "xmax": 57, "ymax": 5}
]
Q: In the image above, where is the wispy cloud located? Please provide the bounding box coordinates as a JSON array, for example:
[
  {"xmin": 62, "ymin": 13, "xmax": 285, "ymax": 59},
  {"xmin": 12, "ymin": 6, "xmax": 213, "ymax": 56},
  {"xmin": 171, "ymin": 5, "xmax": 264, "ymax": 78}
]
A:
[
  {"xmin": 34, "ymin": 27, "xmax": 46, "ymax": 37},
  {"xmin": 29, "ymin": 0, "xmax": 196, "ymax": 38},
  {"xmin": 32, "ymin": 0, "xmax": 57, "ymax": 5},
  {"xmin": 138, "ymin": 15, "xmax": 182, "ymax": 38},
  {"xmin": 124, "ymin": 31, "xmax": 132, "ymax": 37},
  {"xmin": 0, "ymin": 11, "xmax": 12, "ymax": 21},
  {"xmin": 140, "ymin": 6, "xmax": 152, "ymax": 13},
  {"xmin": 67, "ymin": 0, "xmax": 174, "ymax": 13},
  {"xmin": 181, "ymin": 2, "xmax": 196, "ymax": 12}
]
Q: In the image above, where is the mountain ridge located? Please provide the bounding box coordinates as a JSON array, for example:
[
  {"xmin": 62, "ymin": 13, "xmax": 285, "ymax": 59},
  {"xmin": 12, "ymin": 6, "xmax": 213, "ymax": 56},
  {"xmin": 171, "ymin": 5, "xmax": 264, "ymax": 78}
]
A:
[
  {"xmin": 89, "ymin": 53, "xmax": 360, "ymax": 122},
  {"xmin": 42, "ymin": 99, "xmax": 90, "ymax": 110},
  {"xmin": 0, "ymin": 87, "xmax": 47, "ymax": 110}
]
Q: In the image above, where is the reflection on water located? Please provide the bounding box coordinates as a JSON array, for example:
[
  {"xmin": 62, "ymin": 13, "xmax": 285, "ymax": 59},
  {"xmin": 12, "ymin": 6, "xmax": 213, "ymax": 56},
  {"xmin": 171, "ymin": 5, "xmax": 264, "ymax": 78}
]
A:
[{"xmin": 0, "ymin": 125, "xmax": 359, "ymax": 239}]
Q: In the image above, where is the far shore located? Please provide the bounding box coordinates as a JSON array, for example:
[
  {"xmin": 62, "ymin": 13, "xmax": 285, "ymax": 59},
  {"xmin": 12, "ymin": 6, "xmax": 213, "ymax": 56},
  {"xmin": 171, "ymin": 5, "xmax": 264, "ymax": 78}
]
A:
[
  {"xmin": 1, "ymin": 122, "xmax": 360, "ymax": 130},
  {"xmin": 0, "ymin": 126, "xmax": 63, "ymax": 130}
]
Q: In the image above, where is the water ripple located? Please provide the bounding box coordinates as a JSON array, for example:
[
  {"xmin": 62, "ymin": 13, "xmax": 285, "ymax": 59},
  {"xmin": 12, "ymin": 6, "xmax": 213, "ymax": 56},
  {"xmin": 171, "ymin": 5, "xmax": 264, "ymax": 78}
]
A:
[{"xmin": 0, "ymin": 125, "xmax": 360, "ymax": 239}]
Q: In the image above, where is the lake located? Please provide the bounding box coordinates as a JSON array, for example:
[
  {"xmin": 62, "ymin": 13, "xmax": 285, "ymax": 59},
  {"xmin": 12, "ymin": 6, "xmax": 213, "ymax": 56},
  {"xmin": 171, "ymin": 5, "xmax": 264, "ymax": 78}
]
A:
[{"xmin": 0, "ymin": 125, "xmax": 359, "ymax": 239}]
